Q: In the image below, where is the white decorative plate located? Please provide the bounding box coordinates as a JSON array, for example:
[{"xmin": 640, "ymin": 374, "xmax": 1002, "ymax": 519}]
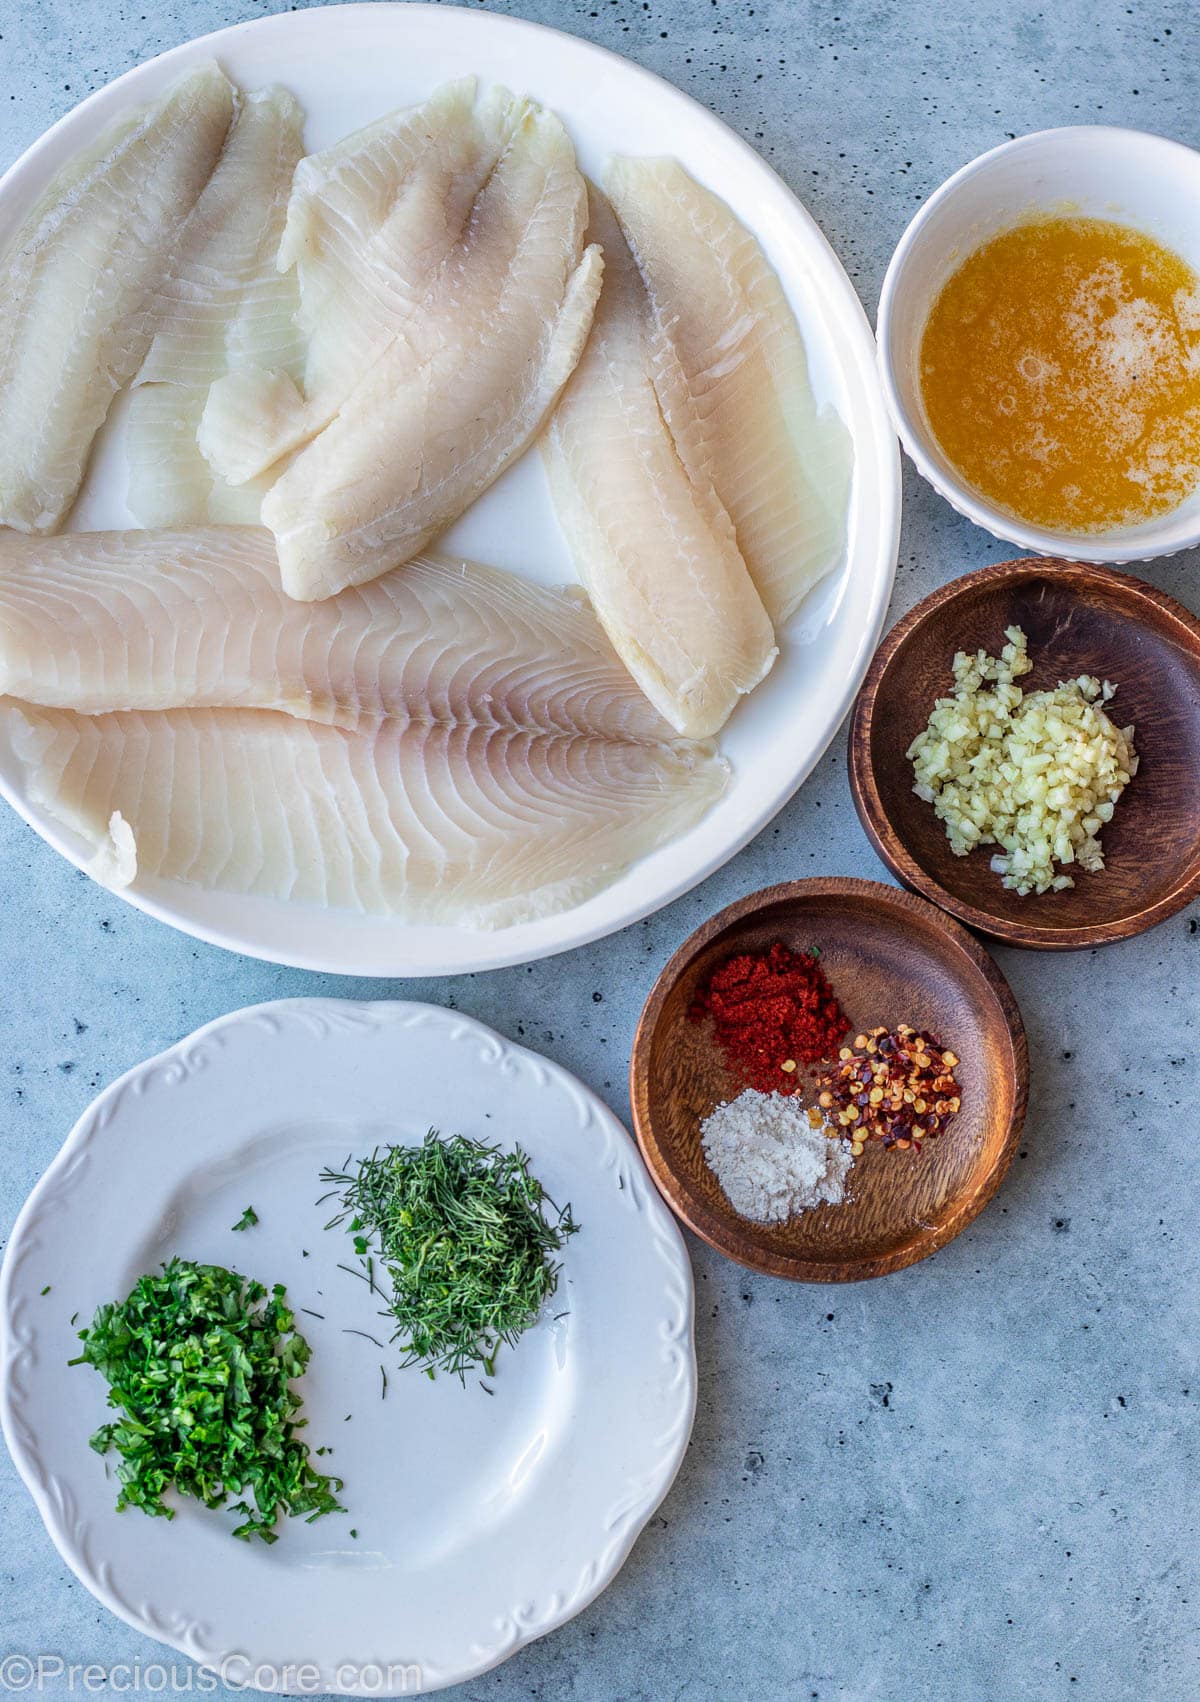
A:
[
  {"xmin": 0, "ymin": 4, "xmax": 900, "ymax": 975},
  {"xmin": 0, "ymin": 1000, "xmax": 696, "ymax": 1694}
]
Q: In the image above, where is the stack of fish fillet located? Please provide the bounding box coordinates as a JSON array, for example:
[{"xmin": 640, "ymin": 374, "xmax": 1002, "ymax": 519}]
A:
[{"xmin": 0, "ymin": 64, "xmax": 851, "ymax": 924}]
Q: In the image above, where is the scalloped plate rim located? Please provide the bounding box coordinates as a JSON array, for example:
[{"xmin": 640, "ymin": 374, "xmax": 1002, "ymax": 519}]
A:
[{"xmin": 0, "ymin": 997, "xmax": 698, "ymax": 1694}]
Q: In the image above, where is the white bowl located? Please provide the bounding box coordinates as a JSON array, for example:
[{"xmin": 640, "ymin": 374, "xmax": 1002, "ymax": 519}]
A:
[{"xmin": 878, "ymin": 125, "xmax": 1200, "ymax": 563}]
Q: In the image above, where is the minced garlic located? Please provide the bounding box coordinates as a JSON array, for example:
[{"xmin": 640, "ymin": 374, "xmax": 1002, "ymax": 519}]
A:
[{"xmin": 907, "ymin": 626, "xmax": 1137, "ymax": 896}]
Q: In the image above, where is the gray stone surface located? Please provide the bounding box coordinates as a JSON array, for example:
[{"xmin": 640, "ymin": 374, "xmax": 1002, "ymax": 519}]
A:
[{"xmin": 1, "ymin": 2, "xmax": 1198, "ymax": 1698}]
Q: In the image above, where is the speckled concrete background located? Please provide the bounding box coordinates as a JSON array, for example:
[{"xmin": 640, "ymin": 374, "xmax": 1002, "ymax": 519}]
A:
[{"xmin": 1, "ymin": 3, "xmax": 1197, "ymax": 1699}]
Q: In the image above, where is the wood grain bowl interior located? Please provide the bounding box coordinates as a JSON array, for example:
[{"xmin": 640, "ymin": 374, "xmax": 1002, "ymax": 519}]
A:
[
  {"xmin": 630, "ymin": 880, "xmax": 1028, "ymax": 1282},
  {"xmin": 849, "ymin": 558, "xmax": 1200, "ymax": 948}
]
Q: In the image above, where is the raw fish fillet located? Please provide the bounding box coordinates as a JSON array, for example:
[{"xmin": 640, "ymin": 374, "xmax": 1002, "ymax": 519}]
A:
[
  {"xmin": 136, "ymin": 88, "xmax": 306, "ymax": 389},
  {"xmin": 0, "ymin": 528, "xmax": 676, "ymax": 742},
  {"xmin": 605, "ymin": 156, "xmax": 852, "ymax": 624},
  {"xmin": 202, "ymin": 78, "xmax": 503, "ymax": 475},
  {"xmin": 201, "ymin": 81, "xmax": 603, "ymax": 601},
  {"xmin": 261, "ymin": 240, "xmax": 601, "ymax": 601},
  {"xmin": 126, "ymin": 388, "xmax": 264, "ymax": 526},
  {"xmin": 127, "ymin": 86, "xmax": 306, "ymax": 526},
  {"xmin": 1, "ymin": 704, "xmax": 726, "ymax": 926},
  {"xmin": 200, "ymin": 80, "xmax": 521, "ymax": 481},
  {"xmin": 542, "ymin": 186, "xmax": 776, "ymax": 740},
  {"xmin": 0, "ymin": 64, "xmax": 235, "ymax": 532}
]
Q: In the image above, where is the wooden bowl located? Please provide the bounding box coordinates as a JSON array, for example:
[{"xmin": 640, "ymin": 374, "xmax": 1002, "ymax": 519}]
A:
[
  {"xmin": 849, "ymin": 557, "xmax": 1200, "ymax": 949},
  {"xmin": 629, "ymin": 879, "xmax": 1028, "ymax": 1282}
]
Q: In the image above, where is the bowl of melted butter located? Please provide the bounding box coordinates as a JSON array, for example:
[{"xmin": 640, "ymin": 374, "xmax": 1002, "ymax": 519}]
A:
[{"xmin": 879, "ymin": 126, "xmax": 1200, "ymax": 561}]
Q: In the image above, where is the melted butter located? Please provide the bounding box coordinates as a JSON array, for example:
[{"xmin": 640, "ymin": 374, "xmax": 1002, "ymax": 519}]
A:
[{"xmin": 919, "ymin": 215, "xmax": 1200, "ymax": 533}]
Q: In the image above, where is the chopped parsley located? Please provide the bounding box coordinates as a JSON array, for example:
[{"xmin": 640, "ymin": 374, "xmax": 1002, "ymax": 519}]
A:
[{"xmin": 69, "ymin": 1258, "xmax": 343, "ymax": 1542}]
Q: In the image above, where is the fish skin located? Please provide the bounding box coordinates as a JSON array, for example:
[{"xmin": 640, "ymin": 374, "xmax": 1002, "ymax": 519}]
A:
[
  {"xmin": 0, "ymin": 63, "xmax": 235, "ymax": 533},
  {"xmin": 605, "ymin": 155, "xmax": 852, "ymax": 625},
  {"xmin": 126, "ymin": 86, "xmax": 306, "ymax": 527},
  {"xmin": 2, "ymin": 703, "xmax": 727, "ymax": 925},
  {"xmin": 0, "ymin": 527, "xmax": 678, "ymax": 743},
  {"xmin": 542, "ymin": 185, "xmax": 776, "ymax": 740}
]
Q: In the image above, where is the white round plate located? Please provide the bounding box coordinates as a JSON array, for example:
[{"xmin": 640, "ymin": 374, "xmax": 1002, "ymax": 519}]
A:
[
  {"xmin": 0, "ymin": 1000, "xmax": 696, "ymax": 1694},
  {"xmin": 0, "ymin": 4, "xmax": 900, "ymax": 975}
]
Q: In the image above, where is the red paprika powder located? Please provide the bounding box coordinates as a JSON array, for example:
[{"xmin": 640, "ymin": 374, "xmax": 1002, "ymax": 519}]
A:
[{"xmin": 690, "ymin": 941, "xmax": 848, "ymax": 1092}]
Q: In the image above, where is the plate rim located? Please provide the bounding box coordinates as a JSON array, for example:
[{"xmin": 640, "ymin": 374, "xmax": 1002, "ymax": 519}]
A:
[
  {"xmin": 0, "ymin": 2, "xmax": 902, "ymax": 976},
  {"xmin": 0, "ymin": 996, "xmax": 698, "ymax": 1694}
]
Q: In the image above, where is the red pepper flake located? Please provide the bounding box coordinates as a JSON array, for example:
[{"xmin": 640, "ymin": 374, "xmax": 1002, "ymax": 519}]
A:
[
  {"xmin": 815, "ymin": 1024, "xmax": 962, "ymax": 1153},
  {"xmin": 689, "ymin": 941, "xmax": 849, "ymax": 1092}
]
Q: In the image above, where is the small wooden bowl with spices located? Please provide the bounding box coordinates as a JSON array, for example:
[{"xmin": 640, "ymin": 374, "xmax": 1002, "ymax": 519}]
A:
[
  {"xmin": 849, "ymin": 558, "xmax": 1200, "ymax": 949},
  {"xmin": 630, "ymin": 878, "xmax": 1027, "ymax": 1282}
]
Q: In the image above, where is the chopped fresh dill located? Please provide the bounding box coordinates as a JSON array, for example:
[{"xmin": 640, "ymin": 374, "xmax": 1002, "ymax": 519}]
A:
[
  {"xmin": 321, "ymin": 1132, "xmax": 578, "ymax": 1383},
  {"xmin": 343, "ymin": 1327, "xmax": 385, "ymax": 1349}
]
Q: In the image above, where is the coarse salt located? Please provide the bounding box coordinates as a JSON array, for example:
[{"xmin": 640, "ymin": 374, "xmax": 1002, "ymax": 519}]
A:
[{"xmin": 700, "ymin": 1089, "xmax": 854, "ymax": 1224}]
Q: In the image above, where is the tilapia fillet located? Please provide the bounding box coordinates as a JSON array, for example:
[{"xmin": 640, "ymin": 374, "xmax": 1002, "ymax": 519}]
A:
[
  {"xmin": 126, "ymin": 387, "xmax": 264, "ymax": 527},
  {"xmin": 542, "ymin": 186, "xmax": 775, "ymax": 740},
  {"xmin": 201, "ymin": 78, "xmax": 514, "ymax": 478},
  {"xmin": 0, "ymin": 528, "xmax": 725, "ymax": 922},
  {"xmin": 1, "ymin": 705, "xmax": 726, "ymax": 926},
  {"xmin": 0, "ymin": 527, "xmax": 674, "ymax": 741},
  {"xmin": 260, "ymin": 243, "xmax": 602, "ymax": 601},
  {"xmin": 605, "ymin": 156, "xmax": 852, "ymax": 625},
  {"xmin": 0, "ymin": 64, "xmax": 234, "ymax": 532},
  {"xmin": 127, "ymin": 85, "xmax": 307, "ymax": 527},
  {"xmin": 202, "ymin": 80, "xmax": 602, "ymax": 600},
  {"xmin": 136, "ymin": 87, "xmax": 306, "ymax": 391}
]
